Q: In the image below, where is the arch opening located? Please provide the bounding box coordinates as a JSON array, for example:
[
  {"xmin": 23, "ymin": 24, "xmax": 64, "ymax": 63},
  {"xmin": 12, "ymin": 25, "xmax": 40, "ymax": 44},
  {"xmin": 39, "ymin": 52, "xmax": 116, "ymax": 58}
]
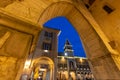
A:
[
  {"xmin": 32, "ymin": 57, "xmax": 54, "ymax": 80},
  {"xmin": 21, "ymin": 1, "xmax": 120, "ymax": 80},
  {"xmin": 42, "ymin": 16, "xmax": 94, "ymax": 80},
  {"xmin": 43, "ymin": 16, "xmax": 86, "ymax": 57},
  {"xmin": 36, "ymin": 1, "xmax": 120, "ymax": 79}
]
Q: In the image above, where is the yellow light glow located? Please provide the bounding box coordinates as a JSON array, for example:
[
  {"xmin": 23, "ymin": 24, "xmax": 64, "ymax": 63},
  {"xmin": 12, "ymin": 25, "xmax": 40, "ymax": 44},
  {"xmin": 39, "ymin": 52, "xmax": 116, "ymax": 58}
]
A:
[
  {"xmin": 39, "ymin": 68, "xmax": 46, "ymax": 71},
  {"xmin": 80, "ymin": 58, "xmax": 83, "ymax": 63},
  {"xmin": 62, "ymin": 57, "xmax": 64, "ymax": 60},
  {"xmin": 44, "ymin": 50, "xmax": 49, "ymax": 52},
  {"xmin": 24, "ymin": 60, "xmax": 31, "ymax": 69},
  {"xmin": 38, "ymin": 76, "xmax": 41, "ymax": 78},
  {"xmin": 61, "ymin": 57, "xmax": 65, "ymax": 62},
  {"xmin": 70, "ymin": 72, "xmax": 73, "ymax": 75},
  {"xmin": 70, "ymin": 72, "xmax": 75, "ymax": 79}
]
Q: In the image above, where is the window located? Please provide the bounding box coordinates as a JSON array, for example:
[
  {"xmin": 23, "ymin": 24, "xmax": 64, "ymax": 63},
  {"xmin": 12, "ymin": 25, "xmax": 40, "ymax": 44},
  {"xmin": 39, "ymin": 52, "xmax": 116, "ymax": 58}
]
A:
[
  {"xmin": 42, "ymin": 42, "xmax": 52, "ymax": 50},
  {"xmin": 40, "ymin": 64, "xmax": 48, "ymax": 69},
  {"xmin": 103, "ymin": 5, "xmax": 114, "ymax": 14},
  {"xmin": 69, "ymin": 61, "xmax": 74, "ymax": 69},
  {"xmin": 58, "ymin": 64, "xmax": 63, "ymax": 69},
  {"xmin": 64, "ymin": 46, "xmax": 72, "ymax": 50},
  {"xmin": 44, "ymin": 31, "xmax": 53, "ymax": 38},
  {"xmin": 64, "ymin": 64, "xmax": 67, "ymax": 69}
]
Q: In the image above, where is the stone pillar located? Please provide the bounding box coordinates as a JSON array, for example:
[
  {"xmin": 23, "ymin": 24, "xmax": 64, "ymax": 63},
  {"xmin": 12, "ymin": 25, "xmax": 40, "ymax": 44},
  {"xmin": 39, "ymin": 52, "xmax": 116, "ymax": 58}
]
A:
[
  {"xmin": 0, "ymin": 56, "xmax": 18, "ymax": 80},
  {"xmin": 89, "ymin": 53, "xmax": 120, "ymax": 80},
  {"xmin": 71, "ymin": 1, "xmax": 120, "ymax": 79},
  {"xmin": 15, "ymin": 59, "xmax": 25, "ymax": 80},
  {"xmin": 50, "ymin": 66, "xmax": 53, "ymax": 80},
  {"xmin": 0, "ymin": 9, "xmax": 41, "ymax": 80},
  {"xmin": 54, "ymin": 58, "xmax": 57, "ymax": 80},
  {"xmin": 112, "ymin": 55, "xmax": 120, "ymax": 70}
]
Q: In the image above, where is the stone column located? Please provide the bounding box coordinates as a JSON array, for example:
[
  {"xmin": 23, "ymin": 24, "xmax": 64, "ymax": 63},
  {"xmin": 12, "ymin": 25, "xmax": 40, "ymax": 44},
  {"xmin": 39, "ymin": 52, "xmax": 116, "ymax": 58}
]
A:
[
  {"xmin": 0, "ymin": 56, "xmax": 18, "ymax": 80},
  {"xmin": 54, "ymin": 58, "xmax": 57, "ymax": 80},
  {"xmin": 89, "ymin": 53, "xmax": 120, "ymax": 80},
  {"xmin": 15, "ymin": 59, "xmax": 25, "ymax": 80}
]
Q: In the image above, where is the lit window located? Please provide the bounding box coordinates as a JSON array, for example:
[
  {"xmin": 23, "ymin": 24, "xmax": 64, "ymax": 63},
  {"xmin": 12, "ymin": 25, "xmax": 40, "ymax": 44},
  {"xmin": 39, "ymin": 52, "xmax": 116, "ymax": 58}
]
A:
[
  {"xmin": 58, "ymin": 64, "xmax": 63, "ymax": 69},
  {"xmin": 64, "ymin": 64, "xmax": 67, "ymax": 68}
]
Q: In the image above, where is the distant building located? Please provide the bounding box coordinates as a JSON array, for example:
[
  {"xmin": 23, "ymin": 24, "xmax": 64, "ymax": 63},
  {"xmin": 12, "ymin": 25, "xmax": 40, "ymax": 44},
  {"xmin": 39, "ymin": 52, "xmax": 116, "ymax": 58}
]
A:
[
  {"xmin": 57, "ymin": 40, "xmax": 94, "ymax": 80},
  {"xmin": 27, "ymin": 27, "xmax": 94, "ymax": 80},
  {"xmin": 33, "ymin": 27, "xmax": 60, "ymax": 60},
  {"xmin": 28, "ymin": 27, "xmax": 60, "ymax": 80}
]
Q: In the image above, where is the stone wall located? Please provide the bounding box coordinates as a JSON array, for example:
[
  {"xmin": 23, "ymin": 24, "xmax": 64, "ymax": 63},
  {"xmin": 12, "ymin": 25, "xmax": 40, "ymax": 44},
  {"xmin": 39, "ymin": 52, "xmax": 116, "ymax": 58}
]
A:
[
  {"xmin": 0, "ymin": 17, "xmax": 35, "ymax": 79},
  {"xmin": 0, "ymin": 56, "xmax": 18, "ymax": 80},
  {"xmin": 89, "ymin": 0, "xmax": 120, "ymax": 69}
]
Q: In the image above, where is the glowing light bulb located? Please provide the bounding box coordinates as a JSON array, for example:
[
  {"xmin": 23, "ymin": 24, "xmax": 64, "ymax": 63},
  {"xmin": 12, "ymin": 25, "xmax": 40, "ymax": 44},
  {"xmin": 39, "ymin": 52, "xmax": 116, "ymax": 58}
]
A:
[{"xmin": 65, "ymin": 53, "xmax": 67, "ymax": 56}]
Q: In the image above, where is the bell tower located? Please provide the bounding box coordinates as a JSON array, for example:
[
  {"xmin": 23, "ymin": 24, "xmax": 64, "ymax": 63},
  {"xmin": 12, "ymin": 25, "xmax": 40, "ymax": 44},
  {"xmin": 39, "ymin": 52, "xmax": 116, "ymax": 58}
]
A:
[
  {"xmin": 64, "ymin": 40, "xmax": 74, "ymax": 57},
  {"xmin": 64, "ymin": 40, "xmax": 77, "ymax": 80}
]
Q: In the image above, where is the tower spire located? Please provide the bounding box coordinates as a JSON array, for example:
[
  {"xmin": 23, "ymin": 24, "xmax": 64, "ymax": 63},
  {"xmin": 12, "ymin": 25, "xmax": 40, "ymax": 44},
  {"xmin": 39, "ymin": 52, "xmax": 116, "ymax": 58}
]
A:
[
  {"xmin": 64, "ymin": 39, "xmax": 74, "ymax": 57},
  {"xmin": 65, "ymin": 39, "xmax": 70, "ymax": 45}
]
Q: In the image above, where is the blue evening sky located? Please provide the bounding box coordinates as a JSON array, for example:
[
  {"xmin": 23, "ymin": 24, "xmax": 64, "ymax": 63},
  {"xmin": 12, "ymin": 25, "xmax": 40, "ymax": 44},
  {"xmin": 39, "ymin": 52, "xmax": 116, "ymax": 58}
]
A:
[{"xmin": 43, "ymin": 16, "xmax": 86, "ymax": 57}]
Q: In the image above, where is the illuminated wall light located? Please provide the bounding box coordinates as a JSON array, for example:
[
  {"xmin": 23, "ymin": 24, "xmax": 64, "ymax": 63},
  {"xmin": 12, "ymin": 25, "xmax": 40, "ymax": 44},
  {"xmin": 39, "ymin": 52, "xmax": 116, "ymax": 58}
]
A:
[
  {"xmin": 70, "ymin": 72, "xmax": 73, "ymax": 75},
  {"xmin": 65, "ymin": 53, "xmax": 67, "ymax": 56},
  {"xmin": 39, "ymin": 68, "xmax": 46, "ymax": 71},
  {"xmin": 24, "ymin": 60, "xmax": 31, "ymax": 69},
  {"xmin": 62, "ymin": 57, "xmax": 64, "ymax": 60},
  {"xmin": 44, "ymin": 50, "xmax": 49, "ymax": 52},
  {"xmin": 80, "ymin": 58, "xmax": 83, "ymax": 63},
  {"xmin": 61, "ymin": 57, "xmax": 65, "ymax": 62},
  {"xmin": 38, "ymin": 76, "xmax": 41, "ymax": 79}
]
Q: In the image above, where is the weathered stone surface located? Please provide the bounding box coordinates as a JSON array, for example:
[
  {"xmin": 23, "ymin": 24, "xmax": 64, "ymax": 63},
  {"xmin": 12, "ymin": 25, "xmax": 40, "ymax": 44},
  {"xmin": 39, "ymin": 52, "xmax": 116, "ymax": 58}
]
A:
[
  {"xmin": 0, "ymin": 56, "xmax": 18, "ymax": 80},
  {"xmin": 89, "ymin": 0, "xmax": 120, "ymax": 69},
  {"xmin": 0, "ymin": 25, "xmax": 32, "ymax": 58},
  {"xmin": 0, "ymin": 0, "xmax": 16, "ymax": 7}
]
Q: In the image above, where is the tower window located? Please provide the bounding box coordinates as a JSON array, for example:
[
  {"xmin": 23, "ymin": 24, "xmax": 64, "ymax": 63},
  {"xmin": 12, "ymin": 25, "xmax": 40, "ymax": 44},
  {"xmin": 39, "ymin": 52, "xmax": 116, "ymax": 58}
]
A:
[
  {"xmin": 103, "ymin": 5, "xmax": 114, "ymax": 14},
  {"xmin": 42, "ymin": 42, "xmax": 52, "ymax": 50}
]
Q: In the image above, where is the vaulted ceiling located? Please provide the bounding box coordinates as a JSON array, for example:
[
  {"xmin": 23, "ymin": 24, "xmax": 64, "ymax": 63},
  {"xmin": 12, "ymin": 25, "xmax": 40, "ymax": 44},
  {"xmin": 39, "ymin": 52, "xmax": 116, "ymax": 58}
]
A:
[{"xmin": 0, "ymin": 0, "xmax": 74, "ymax": 23}]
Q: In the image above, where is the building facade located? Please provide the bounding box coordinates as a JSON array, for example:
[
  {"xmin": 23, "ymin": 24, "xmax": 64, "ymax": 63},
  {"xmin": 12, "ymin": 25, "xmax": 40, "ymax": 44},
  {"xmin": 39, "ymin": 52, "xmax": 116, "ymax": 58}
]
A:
[
  {"xmin": 24, "ymin": 28, "xmax": 94, "ymax": 80},
  {"xmin": 57, "ymin": 40, "xmax": 94, "ymax": 80},
  {"xmin": 21, "ymin": 27, "xmax": 60, "ymax": 80}
]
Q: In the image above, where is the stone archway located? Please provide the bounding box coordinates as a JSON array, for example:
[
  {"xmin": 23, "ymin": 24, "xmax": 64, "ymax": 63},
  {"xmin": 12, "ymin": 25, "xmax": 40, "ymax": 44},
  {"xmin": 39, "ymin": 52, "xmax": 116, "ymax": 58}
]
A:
[
  {"xmin": 0, "ymin": 0, "xmax": 120, "ymax": 79},
  {"xmin": 32, "ymin": 57, "xmax": 54, "ymax": 80},
  {"xmin": 38, "ymin": 1, "xmax": 120, "ymax": 79}
]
